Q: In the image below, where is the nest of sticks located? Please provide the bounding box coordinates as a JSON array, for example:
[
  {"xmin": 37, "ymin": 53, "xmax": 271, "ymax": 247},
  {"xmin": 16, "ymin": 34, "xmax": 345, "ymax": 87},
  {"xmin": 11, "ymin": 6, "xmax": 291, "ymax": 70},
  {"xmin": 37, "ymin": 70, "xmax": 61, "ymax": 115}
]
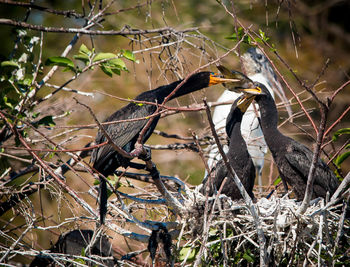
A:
[{"xmin": 173, "ymin": 186, "xmax": 350, "ymax": 266}]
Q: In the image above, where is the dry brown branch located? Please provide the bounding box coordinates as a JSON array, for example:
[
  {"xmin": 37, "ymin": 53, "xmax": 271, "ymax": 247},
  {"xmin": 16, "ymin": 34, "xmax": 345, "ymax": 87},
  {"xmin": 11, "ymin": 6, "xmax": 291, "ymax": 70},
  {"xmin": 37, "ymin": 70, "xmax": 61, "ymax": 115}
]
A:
[
  {"xmin": 0, "ymin": 0, "xmax": 84, "ymax": 18},
  {"xmin": 203, "ymin": 99, "xmax": 268, "ymax": 266},
  {"xmin": 0, "ymin": 18, "xmax": 198, "ymax": 36}
]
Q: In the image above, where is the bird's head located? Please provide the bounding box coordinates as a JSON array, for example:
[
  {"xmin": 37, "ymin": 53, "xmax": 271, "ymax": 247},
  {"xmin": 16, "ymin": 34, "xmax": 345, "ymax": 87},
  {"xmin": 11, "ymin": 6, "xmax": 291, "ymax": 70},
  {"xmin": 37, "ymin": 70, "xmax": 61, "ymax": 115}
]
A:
[
  {"xmin": 236, "ymin": 94, "xmax": 256, "ymax": 113},
  {"xmin": 226, "ymin": 93, "xmax": 258, "ymax": 137},
  {"xmin": 242, "ymin": 47, "xmax": 293, "ymax": 119},
  {"xmin": 216, "ymin": 65, "xmax": 265, "ymax": 95},
  {"xmin": 242, "ymin": 47, "xmax": 269, "ymax": 75}
]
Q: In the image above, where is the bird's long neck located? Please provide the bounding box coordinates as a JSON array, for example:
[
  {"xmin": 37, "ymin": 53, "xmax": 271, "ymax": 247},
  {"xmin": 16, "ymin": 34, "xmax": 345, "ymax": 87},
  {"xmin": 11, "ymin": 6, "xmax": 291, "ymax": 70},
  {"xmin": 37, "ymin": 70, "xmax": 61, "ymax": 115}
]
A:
[
  {"xmin": 225, "ymin": 108, "xmax": 249, "ymax": 165},
  {"xmin": 227, "ymin": 121, "xmax": 247, "ymax": 160},
  {"xmin": 256, "ymin": 93, "xmax": 285, "ymax": 145},
  {"xmin": 152, "ymin": 72, "xmax": 211, "ymax": 102}
]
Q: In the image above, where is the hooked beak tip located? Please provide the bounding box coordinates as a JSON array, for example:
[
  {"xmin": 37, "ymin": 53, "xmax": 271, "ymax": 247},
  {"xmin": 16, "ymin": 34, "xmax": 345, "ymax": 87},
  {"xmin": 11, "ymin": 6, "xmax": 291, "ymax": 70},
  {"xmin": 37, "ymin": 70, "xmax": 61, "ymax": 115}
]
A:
[{"xmin": 238, "ymin": 86, "xmax": 264, "ymax": 95}]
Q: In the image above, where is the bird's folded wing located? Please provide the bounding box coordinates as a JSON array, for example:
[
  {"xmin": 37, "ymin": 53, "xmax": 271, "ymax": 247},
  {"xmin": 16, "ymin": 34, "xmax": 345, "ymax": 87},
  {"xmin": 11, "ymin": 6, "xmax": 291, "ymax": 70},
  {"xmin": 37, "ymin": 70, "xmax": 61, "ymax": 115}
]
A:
[
  {"xmin": 91, "ymin": 104, "xmax": 152, "ymax": 165},
  {"xmin": 285, "ymin": 141, "xmax": 338, "ymax": 192}
]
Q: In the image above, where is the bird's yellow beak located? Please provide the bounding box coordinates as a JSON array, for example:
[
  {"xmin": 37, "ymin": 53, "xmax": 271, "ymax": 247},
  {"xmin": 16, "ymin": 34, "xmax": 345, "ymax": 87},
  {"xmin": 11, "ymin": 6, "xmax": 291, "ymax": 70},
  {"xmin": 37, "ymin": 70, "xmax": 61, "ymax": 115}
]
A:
[
  {"xmin": 237, "ymin": 94, "xmax": 256, "ymax": 113},
  {"xmin": 209, "ymin": 73, "xmax": 240, "ymax": 86},
  {"xmin": 240, "ymin": 86, "xmax": 263, "ymax": 95}
]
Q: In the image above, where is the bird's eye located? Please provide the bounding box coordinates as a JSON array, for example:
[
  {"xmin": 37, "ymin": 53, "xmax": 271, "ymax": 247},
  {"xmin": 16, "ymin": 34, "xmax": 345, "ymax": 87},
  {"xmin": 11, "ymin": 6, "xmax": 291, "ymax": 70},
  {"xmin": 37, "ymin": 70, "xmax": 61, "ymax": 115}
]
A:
[{"xmin": 256, "ymin": 54, "xmax": 263, "ymax": 60}]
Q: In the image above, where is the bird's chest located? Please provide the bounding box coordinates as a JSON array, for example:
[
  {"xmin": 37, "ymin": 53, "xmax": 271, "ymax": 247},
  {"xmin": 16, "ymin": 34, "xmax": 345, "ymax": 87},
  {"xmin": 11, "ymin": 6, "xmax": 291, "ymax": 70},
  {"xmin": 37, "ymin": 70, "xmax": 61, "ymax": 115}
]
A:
[{"xmin": 271, "ymin": 145, "xmax": 292, "ymax": 168}]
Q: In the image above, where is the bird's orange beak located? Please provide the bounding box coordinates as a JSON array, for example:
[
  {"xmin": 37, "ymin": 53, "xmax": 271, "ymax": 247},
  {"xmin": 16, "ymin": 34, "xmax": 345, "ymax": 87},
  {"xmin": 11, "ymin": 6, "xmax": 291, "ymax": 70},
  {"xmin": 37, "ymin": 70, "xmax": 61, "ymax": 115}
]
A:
[{"xmin": 209, "ymin": 73, "xmax": 240, "ymax": 86}]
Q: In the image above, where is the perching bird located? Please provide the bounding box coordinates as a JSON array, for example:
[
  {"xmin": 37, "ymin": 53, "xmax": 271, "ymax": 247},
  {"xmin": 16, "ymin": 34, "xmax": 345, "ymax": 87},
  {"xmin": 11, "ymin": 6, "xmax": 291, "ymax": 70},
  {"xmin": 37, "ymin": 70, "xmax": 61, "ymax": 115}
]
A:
[
  {"xmin": 91, "ymin": 71, "xmax": 254, "ymax": 224},
  {"xmin": 202, "ymin": 92, "xmax": 260, "ymax": 200},
  {"xmin": 250, "ymin": 82, "xmax": 339, "ymax": 200},
  {"xmin": 207, "ymin": 48, "xmax": 291, "ymax": 192}
]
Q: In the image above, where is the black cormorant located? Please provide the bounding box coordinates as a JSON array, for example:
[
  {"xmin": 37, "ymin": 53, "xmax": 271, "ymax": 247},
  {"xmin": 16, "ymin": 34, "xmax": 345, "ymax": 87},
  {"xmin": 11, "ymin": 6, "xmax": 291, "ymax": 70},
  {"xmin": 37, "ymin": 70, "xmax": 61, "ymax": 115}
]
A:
[
  {"xmin": 251, "ymin": 82, "xmax": 339, "ymax": 200},
  {"xmin": 201, "ymin": 93, "xmax": 258, "ymax": 200},
  {"xmin": 91, "ymin": 71, "xmax": 258, "ymax": 224}
]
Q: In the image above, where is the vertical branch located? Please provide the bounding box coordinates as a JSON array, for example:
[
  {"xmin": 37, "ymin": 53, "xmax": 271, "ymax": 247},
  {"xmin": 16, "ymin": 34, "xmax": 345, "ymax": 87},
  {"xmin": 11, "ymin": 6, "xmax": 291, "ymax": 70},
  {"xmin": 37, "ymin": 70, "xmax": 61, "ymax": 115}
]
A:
[
  {"xmin": 298, "ymin": 101, "xmax": 329, "ymax": 214},
  {"xmin": 203, "ymin": 99, "xmax": 267, "ymax": 266}
]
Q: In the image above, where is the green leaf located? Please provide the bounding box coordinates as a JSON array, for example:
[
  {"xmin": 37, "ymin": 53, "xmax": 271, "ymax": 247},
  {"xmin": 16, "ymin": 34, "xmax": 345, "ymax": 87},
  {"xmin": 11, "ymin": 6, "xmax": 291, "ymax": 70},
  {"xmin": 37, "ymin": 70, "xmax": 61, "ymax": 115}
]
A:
[
  {"xmin": 32, "ymin": 112, "xmax": 40, "ymax": 119},
  {"xmin": 81, "ymin": 247, "xmax": 86, "ymax": 257},
  {"xmin": 1, "ymin": 60, "xmax": 20, "ymax": 69},
  {"xmin": 243, "ymin": 251, "xmax": 254, "ymax": 262},
  {"xmin": 3, "ymin": 96, "xmax": 14, "ymax": 109},
  {"xmin": 273, "ymin": 176, "xmax": 282, "ymax": 186},
  {"xmin": 225, "ymin": 27, "xmax": 252, "ymax": 44},
  {"xmin": 93, "ymin": 52, "xmax": 117, "ymax": 62},
  {"xmin": 110, "ymin": 174, "xmax": 122, "ymax": 189},
  {"xmin": 79, "ymin": 44, "xmax": 91, "ymax": 55},
  {"xmin": 209, "ymin": 228, "xmax": 218, "ymax": 236},
  {"xmin": 45, "ymin": 56, "xmax": 75, "ymax": 69},
  {"xmin": 73, "ymin": 54, "xmax": 90, "ymax": 63},
  {"xmin": 100, "ymin": 64, "xmax": 113, "ymax": 77},
  {"xmin": 37, "ymin": 116, "xmax": 56, "ymax": 127},
  {"xmin": 270, "ymin": 43, "xmax": 277, "ymax": 52},
  {"xmin": 111, "ymin": 68, "xmax": 121, "ymax": 75},
  {"xmin": 334, "ymin": 150, "xmax": 350, "ymax": 167},
  {"xmin": 23, "ymin": 77, "xmax": 33, "ymax": 86},
  {"xmin": 332, "ymin": 128, "xmax": 350, "ymax": 141},
  {"xmin": 259, "ymin": 29, "xmax": 270, "ymax": 42},
  {"xmin": 122, "ymin": 49, "xmax": 136, "ymax": 62},
  {"xmin": 108, "ymin": 58, "xmax": 127, "ymax": 69},
  {"xmin": 179, "ymin": 247, "xmax": 196, "ymax": 261}
]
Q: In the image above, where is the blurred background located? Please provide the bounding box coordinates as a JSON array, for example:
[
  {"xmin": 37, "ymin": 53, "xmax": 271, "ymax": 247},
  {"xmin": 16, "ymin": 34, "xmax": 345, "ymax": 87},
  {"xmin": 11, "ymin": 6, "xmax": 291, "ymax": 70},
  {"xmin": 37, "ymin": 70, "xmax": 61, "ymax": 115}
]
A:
[{"xmin": 0, "ymin": 0, "xmax": 349, "ymax": 264}]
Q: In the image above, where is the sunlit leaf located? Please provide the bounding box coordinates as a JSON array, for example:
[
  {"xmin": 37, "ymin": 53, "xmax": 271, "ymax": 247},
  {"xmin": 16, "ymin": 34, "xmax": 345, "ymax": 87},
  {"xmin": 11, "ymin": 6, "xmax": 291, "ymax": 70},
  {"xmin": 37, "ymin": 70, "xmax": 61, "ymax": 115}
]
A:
[
  {"xmin": 332, "ymin": 128, "xmax": 350, "ymax": 141},
  {"xmin": 179, "ymin": 246, "xmax": 196, "ymax": 261},
  {"xmin": 273, "ymin": 176, "xmax": 282, "ymax": 186},
  {"xmin": 93, "ymin": 52, "xmax": 117, "ymax": 62},
  {"xmin": 3, "ymin": 96, "xmax": 14, "ymax": 109},
  {"xmin": 259, "ymin": 29, "xmax": 270, "ymax": 42},
  {"xmin": 334, "ymin": 149, "xmax": 350, "ymax": 167},
  {"xmin": 225, "ymin": 27, "xmax": 252, "ymax": 44},
  {"xmin": 74, "ymin": 54, "xmax": 90, "ymax": 63},
  {"xmin": 79, "ymin": 44, "xmax": 91, "ymax": 55},
  {"xmin": 1, "ymin": 60, "xmax": 20, "ymax": 69},
  {"xmin": 32, "ymin": 112, "xmax": 40, "ymax": 119},
  {"xmin": 45, "ymin": 56, "xmax": 75, "ymax": 69},
  {"xmin": 109, "ymin": 58, "xmax": 127, "ymax": 69},
  {"xmin": 81, "ymin": 247, "xmax": 86, "ymax": 256},
  {"xmin": 122, "ymin": 49, "xmax": 136, "ymax": 62}
]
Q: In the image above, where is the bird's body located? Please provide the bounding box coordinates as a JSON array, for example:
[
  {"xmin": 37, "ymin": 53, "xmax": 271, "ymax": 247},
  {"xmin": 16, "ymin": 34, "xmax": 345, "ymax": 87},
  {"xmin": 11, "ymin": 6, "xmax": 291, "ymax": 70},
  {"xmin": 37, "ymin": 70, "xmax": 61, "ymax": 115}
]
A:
[
  {"xmin": 254, "ymin": 83, "xmax": 339, "ymax": 200},
  {"xmin": 207, "ymin": 48, "xmax": 291, "ymax": 191},
  {"xmin": 208, "ymin": 73, "xmax": 271, "ymax": 175},
  {"xmin": 202, "ymin": 95, "xmax": 256, "ymax": 200},
  {"xmin": 91, "ymin": 72, "xmax": 248, "ymax": 224}
]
